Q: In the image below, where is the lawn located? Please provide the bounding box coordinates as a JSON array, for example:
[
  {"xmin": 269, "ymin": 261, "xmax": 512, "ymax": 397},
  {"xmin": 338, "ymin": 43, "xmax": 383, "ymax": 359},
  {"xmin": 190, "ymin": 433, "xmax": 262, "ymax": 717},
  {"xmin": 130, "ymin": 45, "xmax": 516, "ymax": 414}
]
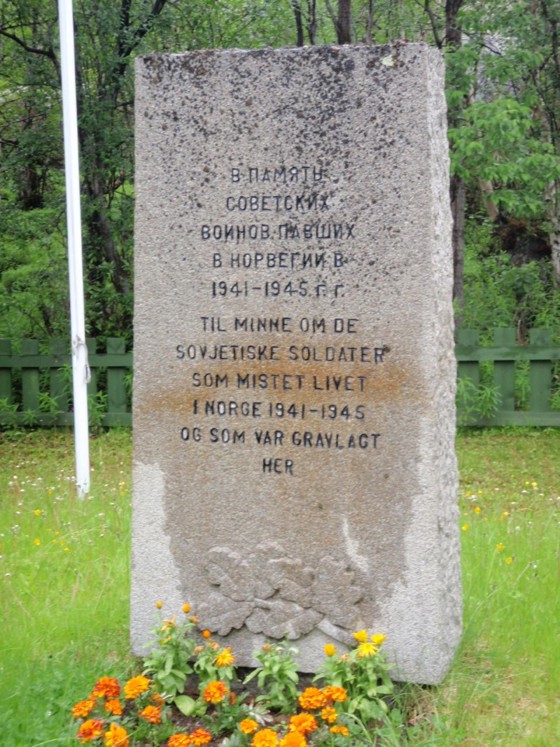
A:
[{"xmin": 0, "ymin": 428, "xmax": 558, "ymax": 746}]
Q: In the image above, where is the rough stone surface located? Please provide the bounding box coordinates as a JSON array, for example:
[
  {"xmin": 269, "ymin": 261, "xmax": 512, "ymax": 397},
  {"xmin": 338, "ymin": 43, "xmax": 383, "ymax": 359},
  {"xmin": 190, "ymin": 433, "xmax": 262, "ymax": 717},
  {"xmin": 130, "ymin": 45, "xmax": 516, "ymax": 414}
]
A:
[{"xmin": 131, "ymin": 44, "xmax": 461, "ymax": 684}]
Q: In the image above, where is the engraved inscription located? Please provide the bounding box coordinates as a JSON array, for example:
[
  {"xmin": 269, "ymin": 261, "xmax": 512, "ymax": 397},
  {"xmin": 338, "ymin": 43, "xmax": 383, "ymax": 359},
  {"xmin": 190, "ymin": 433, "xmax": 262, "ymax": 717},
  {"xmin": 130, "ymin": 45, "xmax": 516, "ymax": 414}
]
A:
[{"xmin": 172, "ymin": 162, "xmax": 392, "ymax": 476}]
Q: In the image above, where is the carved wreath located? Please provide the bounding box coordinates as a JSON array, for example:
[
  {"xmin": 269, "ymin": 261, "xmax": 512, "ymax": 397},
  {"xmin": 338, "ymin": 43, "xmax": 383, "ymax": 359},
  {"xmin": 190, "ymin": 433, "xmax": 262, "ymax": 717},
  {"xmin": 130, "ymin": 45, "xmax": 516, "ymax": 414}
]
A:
[{"xmin": 196, "ymin": 542, "xmax": 363, "ymax": 643}]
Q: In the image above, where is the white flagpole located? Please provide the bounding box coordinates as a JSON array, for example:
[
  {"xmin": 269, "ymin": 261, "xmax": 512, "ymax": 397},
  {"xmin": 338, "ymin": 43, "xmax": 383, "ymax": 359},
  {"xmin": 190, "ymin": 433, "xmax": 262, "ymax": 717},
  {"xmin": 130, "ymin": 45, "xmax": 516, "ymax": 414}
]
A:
[{"xmin": 58, "ymin": 0, "xmax": 90, "ymax": 497}]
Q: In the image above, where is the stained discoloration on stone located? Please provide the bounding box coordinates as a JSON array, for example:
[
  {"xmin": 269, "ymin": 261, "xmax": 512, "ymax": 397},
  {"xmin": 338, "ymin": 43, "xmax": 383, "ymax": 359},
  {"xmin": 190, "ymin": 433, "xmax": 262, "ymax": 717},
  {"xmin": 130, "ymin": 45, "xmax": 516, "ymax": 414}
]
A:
[{"xmin": 131, "ymin": 44, "xmax": 461, "ymax": 684}]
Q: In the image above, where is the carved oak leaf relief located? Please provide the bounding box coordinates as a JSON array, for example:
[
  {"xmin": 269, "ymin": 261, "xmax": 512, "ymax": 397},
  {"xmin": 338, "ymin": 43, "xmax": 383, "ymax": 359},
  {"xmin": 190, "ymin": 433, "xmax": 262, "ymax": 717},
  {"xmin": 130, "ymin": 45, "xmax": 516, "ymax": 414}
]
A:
[
  {"xmin": 197, "ymin": 592, "xmax": 253, "ymax": 637},
  {"xmin": 246, "ymin": 601, "xmax": 323, "ymax": 640},
  {"xmin": 311, "ymin": 557, "xmax": 364, "ymax": 629},
  {"xmin": 198, "ymin": 542, "xmax": 363, "ymax": 641}
]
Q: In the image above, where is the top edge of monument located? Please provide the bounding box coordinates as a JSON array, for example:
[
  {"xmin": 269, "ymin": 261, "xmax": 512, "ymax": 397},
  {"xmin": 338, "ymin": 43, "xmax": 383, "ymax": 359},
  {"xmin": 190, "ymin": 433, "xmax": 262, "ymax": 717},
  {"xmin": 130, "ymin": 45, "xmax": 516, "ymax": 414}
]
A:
[{"xmin": 136, "ymin": 41, "xmax": 436, "ymax": 65}]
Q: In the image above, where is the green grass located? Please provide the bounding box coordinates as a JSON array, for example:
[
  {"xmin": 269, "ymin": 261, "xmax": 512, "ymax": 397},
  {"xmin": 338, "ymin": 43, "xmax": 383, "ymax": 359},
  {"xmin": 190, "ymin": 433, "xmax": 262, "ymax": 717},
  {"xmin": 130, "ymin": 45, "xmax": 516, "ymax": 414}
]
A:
[
  {"xmin": 0, "ymin": 430, "xmax": 135, "ymax": 746},
  {"xmin": 0, "ymin": 428, "xmax": 559, "ymax": 746}
]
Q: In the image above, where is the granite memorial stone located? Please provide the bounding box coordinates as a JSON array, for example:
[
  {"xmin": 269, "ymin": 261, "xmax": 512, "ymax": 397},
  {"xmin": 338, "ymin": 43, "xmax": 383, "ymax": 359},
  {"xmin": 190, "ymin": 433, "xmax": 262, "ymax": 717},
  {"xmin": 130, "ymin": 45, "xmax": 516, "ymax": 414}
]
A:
[{"xmin": 131, "ymin": 43, "xmax": 461, "ymax": 685}]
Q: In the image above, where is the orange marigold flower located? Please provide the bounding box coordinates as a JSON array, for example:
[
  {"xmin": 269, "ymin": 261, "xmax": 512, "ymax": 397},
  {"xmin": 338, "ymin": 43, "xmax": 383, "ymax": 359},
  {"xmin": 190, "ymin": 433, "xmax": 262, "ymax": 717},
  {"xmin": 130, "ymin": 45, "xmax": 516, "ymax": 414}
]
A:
[
  {"xmin": 105, "ymin": 699, "xmax": 123, "ymax": 716},
  {"xmin": 251, "ymin": 728, "xmax": 279, "ymax": 747},
  {"xmin": 167, "ymin": 735, "xmax": 190, "ymax": 747},
  {"xmin": 92, "ymin": 677, "xmax": 121, "ymax": 700},
  {"xmin": 320, "ymin": 706, "xmax": 338, "ymax": 724},
  {"xmin": 124, "ymin": 675, "xmax": 151, "ymax": 699},
  {"xmin": 77, "ymin": 719, "xmax": 104, "ymax": 743},
  {"xmin": 202, "ymin": 680, "xmax": 228, "ymax": 704},
  {"xmin": 190, "ymin": 728, "xmax": 213, "ymax": 746},
  {"xmin": 352, "ymin": 629, "xmax": 368, "ymax": 643},
  {"xmin": 182, "ymin": 603, "xmax": 191, "ymax": 614},
  {"xmin": 72, "ymin": 699, "xmax": 95, "ymax": 719},
  {"xmin": 239, "ymin": 719, "xmax": 259, "ymax": 734},
  {"xmin": 139, "ymin": 705, "xmax": 162, "ymax": 724},
  {"xmin": 297, "ymin": 687, "xmax": 327, "ymax": 710},
  {"xmin": 330, "ymin": 725, "xmax": 349, "ymax": 736},
  {"xmin": 279, "ymin": 731, "xmax": 308, "ymax": 747},
  {"xmin": 322, "ymin": 686, "xmax": 348, "ymax": 703},
  {"xmin": 215, "ymin": 647, "xmax": 235, "ymax": 667},
  {"xmin": 289, "ymin": 713, "xmax": 318, "ymax": 735},
  {"xmin": 201, "ymin": 629, "xmax": 212, "ymax": 639},
  {"xmin": 104, "ymin": 723, "xmax": 129, "ymax": 747},
  {"xmin": 279, "ymin": 733, "xmax": 308, "ymax": 747}
]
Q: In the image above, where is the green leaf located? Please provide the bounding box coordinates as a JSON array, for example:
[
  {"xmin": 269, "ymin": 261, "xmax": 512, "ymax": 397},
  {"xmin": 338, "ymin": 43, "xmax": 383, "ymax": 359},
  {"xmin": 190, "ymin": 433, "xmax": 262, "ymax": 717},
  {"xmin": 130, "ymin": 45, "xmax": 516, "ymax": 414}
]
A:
[{"xmin": 174, "ymin": 695, "xmax": 197, "ymax": 716}]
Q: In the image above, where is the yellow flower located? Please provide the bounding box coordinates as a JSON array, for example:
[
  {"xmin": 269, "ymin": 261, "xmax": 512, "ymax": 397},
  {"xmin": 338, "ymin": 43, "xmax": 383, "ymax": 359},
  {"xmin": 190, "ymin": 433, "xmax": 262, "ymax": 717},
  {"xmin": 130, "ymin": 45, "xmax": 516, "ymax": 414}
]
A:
[
  {"xmin": 155, "ymin": 600, "xmax": 163, "ymax": 609},
  {"xmin": 370, "ymin": 633, "xmax": 386, "ymax": 646},
  {"xmin": 357, "ymin": 642, "xmax": 378, "ymax": 658},
  {"xmin": 34, "ymin": 509, "xmax": 42, "ymax": 517},
  {"xmin": 462, "ymin": 524, "xmax": 469, "ymax": 532},
  {"xmin": 474, "ymin": 506, "xmax": 481, "ymax": 514},
  {"xmin": 124, "ymin": 675, "xmax": 150, "ymax": 700},
  {"xmin": 104, "ymin": 723, "xmax": 129, "ymax": 747},
  {"xmin": 239, "ymin": 719, "xmax": 259, "ymax": 735},
  {"xmin": 34, "ymin": 538, "xmax": 41, "ymax": 546},
  {"xmin": 505, "ymin": 556, "xmax": 513, "ymax": 565},
  {"xmin": 216, "ymin": 646, "xmax": 235, "ymax": 667},
  {"xmin": 324, "ymin": 643, "xmax": 337, "ymax": 657},
  {"xmin": 330, "ymin": 725, "xmax": 349, "ymax": 736},
  {"xmin": 182, "ymin": 603, "xmax": 191, "ymax": 614},
  {"xmin": 352, "ymin": 629, "xmax": 368, "ymax": 643},
  {"xmin": 531, "ymin": 481, "xmax": 538, "ymax": 488},
  {"xmin": 496, "ymin": 543, "xmax": 505, "ymax": 552}
]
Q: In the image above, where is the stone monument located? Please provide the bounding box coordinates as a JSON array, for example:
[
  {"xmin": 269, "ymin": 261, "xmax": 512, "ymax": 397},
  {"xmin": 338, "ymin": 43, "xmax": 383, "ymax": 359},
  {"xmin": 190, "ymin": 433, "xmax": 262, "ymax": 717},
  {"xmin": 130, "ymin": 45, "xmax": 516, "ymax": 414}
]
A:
[{"xmin": 131, "ymin": 43, "xmax": 461, "ymax": 685}]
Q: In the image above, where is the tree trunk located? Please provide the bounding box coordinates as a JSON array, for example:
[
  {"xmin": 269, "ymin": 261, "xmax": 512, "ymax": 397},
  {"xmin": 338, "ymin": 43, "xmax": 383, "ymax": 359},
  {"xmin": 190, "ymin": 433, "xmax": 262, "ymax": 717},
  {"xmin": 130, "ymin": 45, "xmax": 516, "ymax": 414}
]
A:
[
  {"xmin": 450, "ymin": 174, "xmax": 465, "ymax": 319},
  {"xmin": 365, "ymin": 0, "xmax": 374, "ymax": 44},
  {"xmin": 337, "ymin": 0, "xmax": 352, "ymax": 44},
  {"xmin": 445, "ymin": 0, "xmax": 466, "ymax": 320},
  {"xmin": 292, "ymin": 1, "xmax": 305, "ymax": 46},
  {"xmin": 307, "ymin": 0, "xmax": 317, "ymax": 44}
]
